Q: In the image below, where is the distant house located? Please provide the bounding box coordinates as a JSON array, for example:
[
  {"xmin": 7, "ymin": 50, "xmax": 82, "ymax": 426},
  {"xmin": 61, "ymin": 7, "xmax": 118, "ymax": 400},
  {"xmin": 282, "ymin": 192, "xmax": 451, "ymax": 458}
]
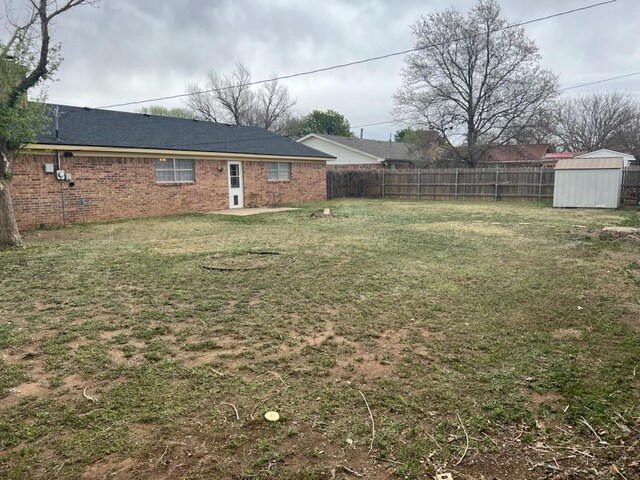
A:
[
  {"xmin": 575, "ymin": 149, "xmax": 636, "ymax": 167},
  {"xmin": 484, "ymin": 144, "xmax": 552, "ymax": 166},
  {"xmin": 543, "ymin": 151, "xmax": 585, "ymax": 168},
  {"xmin": 12, "ymin": 105, "xmax": 333, "ymax": 230},
  {"xmin": 437, "ymin": 143, "xmax": 553, "ymax": 167},
  {"xmin": 297, "ymin": 133, "xmax": 436, "ymax": 169}
]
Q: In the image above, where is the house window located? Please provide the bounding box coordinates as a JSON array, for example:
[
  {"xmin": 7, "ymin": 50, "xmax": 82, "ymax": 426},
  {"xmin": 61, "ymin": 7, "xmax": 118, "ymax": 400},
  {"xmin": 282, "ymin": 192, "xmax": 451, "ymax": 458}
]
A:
[
  {"xmin": 155, "ymin": 158, "xmax": 195, "ymax": 183},
  {"xmin": 267, "ymin": 162, "xmax": 291, "ymax": 181}
]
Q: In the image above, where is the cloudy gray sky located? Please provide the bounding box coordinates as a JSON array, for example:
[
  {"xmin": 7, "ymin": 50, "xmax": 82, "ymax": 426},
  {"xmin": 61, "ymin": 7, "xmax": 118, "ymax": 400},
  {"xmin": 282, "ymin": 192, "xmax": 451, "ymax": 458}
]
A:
[{"xmin": 4, "ymin": 0, "xmax": 640, "ymax": 140}]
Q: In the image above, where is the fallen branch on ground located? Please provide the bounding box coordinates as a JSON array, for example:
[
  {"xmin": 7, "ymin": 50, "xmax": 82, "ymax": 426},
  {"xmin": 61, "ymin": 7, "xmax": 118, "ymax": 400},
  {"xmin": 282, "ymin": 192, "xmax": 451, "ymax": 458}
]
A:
[
  {"xmin": 220, "ymin": 402, "xmax": 240, "ymax": 420},
  {"xmin": 610, "ymin": 464, "xmax": 629, "ymax": 480},
  {"xmin": 156, "ymin": 445, "xmax": 169, "ymax": 469},
  {"xmin": 359, "ymin": 390, "xmax": 375, "ymax": 454},
  {"xmin": 83, "ymin": 387, "xmax": 97, "ymax": 402},
  {"xmin": 373, "ymin": 456, "xmax": 405, "ymax": 466},
  {"xmin": 580, "ymin": 416, "xmax": 609, "ymax": 445},
  {"xmin": 454, "ymin": 412, "xmax": 469, "ymax": 467},
  {"xmin": 201, "ymin": 265, "xmax": 266, "ymax": 272},
  {"xmin": 257, "ymin": 371, "xmax": 288, "ymax": 389},
  {"xmin": 339, "ymin": 465, "xmax": 364, "ymax": 477}
]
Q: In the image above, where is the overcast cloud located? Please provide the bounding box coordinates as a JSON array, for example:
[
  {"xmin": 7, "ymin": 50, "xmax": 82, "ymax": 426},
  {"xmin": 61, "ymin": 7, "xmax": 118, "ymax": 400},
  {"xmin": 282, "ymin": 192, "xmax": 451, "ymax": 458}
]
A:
[{"xmin": 3, "ymin": 0, "xmax": 639, "ymax": 139}]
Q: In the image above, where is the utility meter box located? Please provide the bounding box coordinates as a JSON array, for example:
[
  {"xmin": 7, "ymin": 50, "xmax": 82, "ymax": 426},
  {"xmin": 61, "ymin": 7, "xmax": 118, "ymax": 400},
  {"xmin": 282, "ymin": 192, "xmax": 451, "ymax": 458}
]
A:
[{"xmin": 56, "ymin": 169, "xmax": 66, "ymax": 181}]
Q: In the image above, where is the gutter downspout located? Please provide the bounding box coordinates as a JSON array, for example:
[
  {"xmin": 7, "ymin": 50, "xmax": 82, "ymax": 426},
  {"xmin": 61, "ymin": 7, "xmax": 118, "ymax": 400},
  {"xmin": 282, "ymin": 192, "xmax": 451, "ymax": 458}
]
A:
[{"xmin": 57, "ymin": 151, "xmax": 66, "ymax": 226}]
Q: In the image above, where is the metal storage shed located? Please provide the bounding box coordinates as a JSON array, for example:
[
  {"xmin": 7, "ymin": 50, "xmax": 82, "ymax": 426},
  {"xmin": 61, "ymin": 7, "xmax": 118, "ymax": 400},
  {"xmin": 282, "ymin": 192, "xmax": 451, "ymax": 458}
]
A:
[{"xmin": 553, "ymin": 158, "xmax": 624, "ymax": 209}]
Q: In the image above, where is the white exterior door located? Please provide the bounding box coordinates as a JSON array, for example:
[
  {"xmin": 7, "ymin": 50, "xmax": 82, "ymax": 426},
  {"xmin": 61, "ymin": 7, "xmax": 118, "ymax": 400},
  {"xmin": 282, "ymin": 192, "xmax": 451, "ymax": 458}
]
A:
[{"xmin": 227, "ymin": 161, "xmax": 244, "ymax": 208}]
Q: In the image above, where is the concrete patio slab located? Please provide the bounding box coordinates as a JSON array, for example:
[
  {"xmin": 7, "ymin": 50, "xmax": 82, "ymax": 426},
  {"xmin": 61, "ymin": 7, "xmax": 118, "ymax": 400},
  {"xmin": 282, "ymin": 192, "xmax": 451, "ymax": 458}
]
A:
[{"xmin": 207, "ymin": 207, "xmax": 299, "ymax": 216}]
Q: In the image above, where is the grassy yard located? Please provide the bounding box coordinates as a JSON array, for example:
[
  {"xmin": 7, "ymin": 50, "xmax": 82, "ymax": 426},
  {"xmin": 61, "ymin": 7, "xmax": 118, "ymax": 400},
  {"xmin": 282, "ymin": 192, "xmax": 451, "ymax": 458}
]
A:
[{"xmin": 0, "ymin": 200, "xmax": 638, "ymax": 479}]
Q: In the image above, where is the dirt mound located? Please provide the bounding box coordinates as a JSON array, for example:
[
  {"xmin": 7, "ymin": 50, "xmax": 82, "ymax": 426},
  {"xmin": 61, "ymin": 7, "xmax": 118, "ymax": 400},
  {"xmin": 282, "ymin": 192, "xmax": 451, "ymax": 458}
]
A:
[{"xmin": 601, "ymin": 226, "xmax": 640, "ymax": 241}]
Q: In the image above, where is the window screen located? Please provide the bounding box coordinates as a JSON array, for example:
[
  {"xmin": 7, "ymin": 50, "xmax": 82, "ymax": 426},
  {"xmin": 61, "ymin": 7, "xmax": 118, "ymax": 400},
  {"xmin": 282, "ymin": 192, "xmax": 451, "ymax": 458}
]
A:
[
  {"xmin": 267, "ymin": 162, "xmax": 291, "ymax": 181},
  {"xmin": 155, "ymin": 159, "xmax": 195, "ymax": 183}
]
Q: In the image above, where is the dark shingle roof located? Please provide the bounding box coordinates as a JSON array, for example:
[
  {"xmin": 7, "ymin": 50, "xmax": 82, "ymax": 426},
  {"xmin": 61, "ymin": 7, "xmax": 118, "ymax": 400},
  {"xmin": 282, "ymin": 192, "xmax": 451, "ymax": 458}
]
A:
[
  {"xmin": 36, "ymin": 105, "xmax": 333, "ymax": 159},
  {"xmin": 313, "ymin": 134, "xmax": 414, "ymax": 161}
]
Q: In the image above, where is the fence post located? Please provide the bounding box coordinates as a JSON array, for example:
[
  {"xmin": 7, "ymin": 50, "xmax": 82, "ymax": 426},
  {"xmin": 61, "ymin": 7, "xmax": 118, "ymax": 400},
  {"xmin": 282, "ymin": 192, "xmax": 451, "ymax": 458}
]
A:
[
  {"xmin": 495, "ymin": 167, "xmax": 499, "ymax": 201},
  {"xmin": 417, "ymin": 169, "xmax": 422, "ymax": 200},
  {"xmin": 538, "ymin": 167, "xmax": 543, "ymax": 201},
  {"xmin": 329, "ymin": 170, "xmax": 336, "ymax": 199},
  {"xmin": 455, "ymin": 168, "xmax": 459, "ymax": 200},
  {"xmin": 381, "ymin": 168, "xmax": 385, "ymax": 199}
]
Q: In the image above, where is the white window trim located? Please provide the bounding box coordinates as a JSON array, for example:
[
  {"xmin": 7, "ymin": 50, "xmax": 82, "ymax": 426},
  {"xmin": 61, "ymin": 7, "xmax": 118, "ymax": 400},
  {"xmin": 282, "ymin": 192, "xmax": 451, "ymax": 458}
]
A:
[{"xmin": 155, "ymin": 158, "xmax": 195, "ymax": 184}]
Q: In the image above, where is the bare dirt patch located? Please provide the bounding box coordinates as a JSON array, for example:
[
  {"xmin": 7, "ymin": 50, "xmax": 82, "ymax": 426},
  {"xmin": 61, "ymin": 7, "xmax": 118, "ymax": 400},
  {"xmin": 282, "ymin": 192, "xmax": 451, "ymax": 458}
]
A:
[
  {"xmin": 529, "ymin": 391, "xmax": 563, "ymax": 409},
  {"xmin": 101, "ymin": 329, "xmax": 130, "ymax": 340},
  {"xmin": 62, "ymin": 374, "xmax": 86, "ymax": 391},
  {"xmin": 81, "ymin": 456, "xmax": 136, "ymax": 480},
  {"xmin": 620, "ymin": 309, "xmax": 640, "ymax": 332},
  {"xmin": 300, "ymin": 321, "xmax": 336, "ymax": 346},
  {"xmin": 0, "ymin": 381, "xmax": 49, "ymax": 411},
  {"xmin": 183, "ymin": 351, "xmax": 223, "ymax": 368},
  {"xmin": 552, "ymin": 328, "xmax": 582, "ymax": 340}
]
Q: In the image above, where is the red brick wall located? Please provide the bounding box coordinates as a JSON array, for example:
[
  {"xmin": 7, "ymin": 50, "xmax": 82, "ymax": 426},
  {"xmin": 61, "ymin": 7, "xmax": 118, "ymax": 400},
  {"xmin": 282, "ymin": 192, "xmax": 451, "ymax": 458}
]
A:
[
  {"xmin": 10, "ymin": 154, "xmax": 326, "ymax": 230},
  {"xmin": 242, "ymin": 161, "xmax": 326, "ymax": 207}
]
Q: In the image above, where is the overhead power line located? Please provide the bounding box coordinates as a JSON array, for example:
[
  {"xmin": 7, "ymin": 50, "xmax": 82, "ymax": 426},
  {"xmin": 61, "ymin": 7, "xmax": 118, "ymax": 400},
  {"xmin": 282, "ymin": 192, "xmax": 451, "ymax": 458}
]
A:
[
  {"xmin": 95, "ymin": 0, "xmax": 618, "ymax": 110},
  {"xmin": 560, "ymin": 71, "xmax": 640, "ymax": 91},
  {"xmin": 350, "ymin": 70, "xmax": 640, "ymax": 130}
]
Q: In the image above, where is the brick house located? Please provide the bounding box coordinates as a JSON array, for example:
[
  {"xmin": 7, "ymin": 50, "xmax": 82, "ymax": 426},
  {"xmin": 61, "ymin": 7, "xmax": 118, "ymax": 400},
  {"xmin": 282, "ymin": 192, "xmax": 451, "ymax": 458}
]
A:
[{"xmin": 11, "ymin": 105, "xmax": 333, "ymax": 230}]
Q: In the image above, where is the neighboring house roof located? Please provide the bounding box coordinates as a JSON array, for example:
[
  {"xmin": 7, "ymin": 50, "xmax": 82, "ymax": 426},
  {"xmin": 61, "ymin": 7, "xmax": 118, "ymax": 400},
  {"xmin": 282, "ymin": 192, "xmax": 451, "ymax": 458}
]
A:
[
  {"xmin": 33, "ymin": 105, "xmax": 333, "ymax": 159},
  {"xmin": 555, "ymin": 158, "xmax": 624, "ymax": 170},
  {"xmin": 487, "ymin": 144, "xmax": 551, "ymax": 162},
  {"xmin": 298, "ymin": 133, "xmax": 414, "ymax": 161}
]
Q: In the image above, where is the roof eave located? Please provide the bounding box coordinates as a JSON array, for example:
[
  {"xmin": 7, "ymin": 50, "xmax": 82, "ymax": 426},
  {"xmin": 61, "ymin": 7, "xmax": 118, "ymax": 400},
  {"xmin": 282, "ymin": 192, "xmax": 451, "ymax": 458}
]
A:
[{"xmin": 24, "ymin": 143, "xmax": 334, "ymax": 162}]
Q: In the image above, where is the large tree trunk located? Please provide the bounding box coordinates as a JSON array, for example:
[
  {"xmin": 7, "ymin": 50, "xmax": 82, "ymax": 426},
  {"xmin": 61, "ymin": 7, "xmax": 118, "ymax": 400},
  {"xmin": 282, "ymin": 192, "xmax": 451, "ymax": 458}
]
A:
[
  {"xmin": 0, "ymin": 177, "xmax": 23, "ymax": 247},
  {"xmin": 467, "ymin": 122, "xmax": 478, "ymax": 168},
  {"xmin": 0, "ymin": 143, "xmax": 23, "ymax": 247}
]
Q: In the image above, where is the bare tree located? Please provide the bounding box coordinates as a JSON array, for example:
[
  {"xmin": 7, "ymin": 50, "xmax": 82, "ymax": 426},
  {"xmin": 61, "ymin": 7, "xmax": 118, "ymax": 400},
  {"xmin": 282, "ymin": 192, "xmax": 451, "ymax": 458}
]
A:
[
  {"xmin": 1, "ymin": 0, "xmax": 97, "ymax": 247},
  {"xmin": 553, "ymin": 92, "xmax": 638, "ymax": 153},
  {"xmin": 255, "ymin": 79, "xmax": 295, "ymax": 131},
  {"xmin": 137, "ymin": 105, "xmax": 197, "ymax": 120},
  {"xmin": 393, "ymin": 0, "xmax": 558, "ymax": 167},
  {"xmin": 506, "ymin": 107, "xmax": 557, "ymax": 146},
  {"xmin": 609, "ymin": 109, "xmax": 640, "ymax": 159},
  {"xmin": 185, "ymin": 63, "xmax": 295, "ymax": 131}
]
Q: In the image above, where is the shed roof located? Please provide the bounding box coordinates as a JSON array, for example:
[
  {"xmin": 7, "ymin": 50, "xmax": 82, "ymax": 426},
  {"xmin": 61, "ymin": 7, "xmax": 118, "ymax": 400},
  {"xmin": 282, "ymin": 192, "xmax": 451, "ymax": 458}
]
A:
[
  {"xmin": 555, "ymin": 158, "xmax": 624, "ymax": 170},
  {"xmin": 34, "ymin": 104, "xmax": 333, "ymax": 159}
]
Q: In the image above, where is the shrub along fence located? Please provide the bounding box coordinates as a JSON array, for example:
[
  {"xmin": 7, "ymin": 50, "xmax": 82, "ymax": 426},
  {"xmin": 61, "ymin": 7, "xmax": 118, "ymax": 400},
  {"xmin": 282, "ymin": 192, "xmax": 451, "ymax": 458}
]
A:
[{"xmin": 327, "ymin": 166, "xmax": 640, "ymax": 205}]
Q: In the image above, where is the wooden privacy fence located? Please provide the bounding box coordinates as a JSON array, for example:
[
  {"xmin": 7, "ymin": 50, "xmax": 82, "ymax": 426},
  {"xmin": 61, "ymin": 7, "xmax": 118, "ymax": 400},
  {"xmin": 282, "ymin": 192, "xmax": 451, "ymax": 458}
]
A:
[
  {"xmin": 327, "ymin": 167, "xmax": 556, "ymax": 202},
  {"xmin": 623, "ymin": 166, "xmax": 640, "ymax": 205}
]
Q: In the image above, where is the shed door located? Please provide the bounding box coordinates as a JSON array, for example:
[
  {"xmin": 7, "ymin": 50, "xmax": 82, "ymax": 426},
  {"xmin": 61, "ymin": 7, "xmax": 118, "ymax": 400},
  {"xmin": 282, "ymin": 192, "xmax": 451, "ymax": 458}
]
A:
[{"xmin": 227, "ymin": 161, "xmax": 244, "ymax": 209}]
